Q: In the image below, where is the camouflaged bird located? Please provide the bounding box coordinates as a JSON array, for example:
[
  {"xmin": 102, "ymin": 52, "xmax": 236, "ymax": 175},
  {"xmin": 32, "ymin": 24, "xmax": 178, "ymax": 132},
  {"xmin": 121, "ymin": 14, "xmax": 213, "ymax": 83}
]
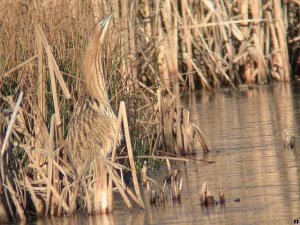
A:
[{"xmin": 68, "ymin": 14, "xmax": 120, "ymax": 167}]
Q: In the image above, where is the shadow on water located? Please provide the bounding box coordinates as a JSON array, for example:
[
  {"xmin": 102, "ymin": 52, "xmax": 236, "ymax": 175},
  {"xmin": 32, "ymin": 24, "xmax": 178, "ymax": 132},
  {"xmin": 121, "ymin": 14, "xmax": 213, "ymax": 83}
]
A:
[{"xmin": 33, "ymin": 83, "xmax": 300, "ymax": 225}]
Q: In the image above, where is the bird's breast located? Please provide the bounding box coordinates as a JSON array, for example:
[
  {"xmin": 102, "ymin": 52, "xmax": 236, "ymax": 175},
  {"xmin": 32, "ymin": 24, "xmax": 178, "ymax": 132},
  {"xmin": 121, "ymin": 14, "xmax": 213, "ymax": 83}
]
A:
[{"xmin": 68, "ymin": 97, "xmax": 121, "ymax": 165}]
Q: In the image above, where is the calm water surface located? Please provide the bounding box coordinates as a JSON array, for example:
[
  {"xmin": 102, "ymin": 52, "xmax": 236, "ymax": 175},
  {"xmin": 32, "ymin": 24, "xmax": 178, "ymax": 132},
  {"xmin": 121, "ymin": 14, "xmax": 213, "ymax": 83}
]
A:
[{"xmin": 34, "ymin": 83, "xmax": 300, "ymax": 225}]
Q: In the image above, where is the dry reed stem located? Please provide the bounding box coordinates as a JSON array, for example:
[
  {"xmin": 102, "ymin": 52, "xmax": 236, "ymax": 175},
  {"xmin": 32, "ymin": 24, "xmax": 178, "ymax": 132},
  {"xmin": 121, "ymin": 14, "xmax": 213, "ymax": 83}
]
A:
[
  {"xmin": 293, "ymin": 0, "xmax": 300, "ymax": 5},
  {"xmin": 192, "ymin": 123, "xmax": 209, "ymax": 153},
  {"xmin": 267, "ymin": 11, "xmax": 283, "ymax": 80},
  {"xmin": 107, "ymin": 95, "xmax": 124, "ymax": 211},
  {"xmin": 35, "ymin": 23, "xmax": 49, "ymax": 162},
  {"xmin": 185, "ymin": 7, "xmax": 234, "ymax": 86},
  {"xmin": 239, "ymin": 0, "xmax": 252, "ymax": 83},
  {"xmin": 176, "ymin": 18, "xmax": 271, "ymax": 30},
  {"xmin": 68, "ymin": 184, "xmax": 79, "ymax": 214},
  {"xmin": 47, "ymin": 46, "xmax": 62, "ymax": 126},
  {"xmin": 174, "ymin": 84, "xmax": 182, "ymax": 154},
  {"xmin": 215, "ymin": 2, "xmax": 232, "ymax": 62},
  {"xmin": 120, "ymin": 101, "xmax": 145, "ymax": 209},
  {"xmin": 156, "ymin": 90, "xmax": 164, "ymax": 149},
  {"xmin": 184, "ymin": 53, "xmax": 211, "ymax": 89},
  {"xmin": 20, "ymin": 144, "xmax": 70, "ymax": 212},
  {"xmin": 2, "ymin": 177, "xmax": 26, "ymax": 221},
  {"xmin": 250, "ymin": 0, "xmax": 266, "ymax": 83},
  {"xmin": 24, "ymin": 176, "xmax": 43, "ymax": 215},
  {"xmin": 105, "ymin": 159, "xmax": 142, "ymax": 206},
  {"xmin": 253, "ymin": 34, "xmax": 269, "ymax": 79},
  {"xmin": 35, "ymin": 25, "xmax": 46, "ymax": 119},
  {"xmin": 289, "ymin": 36, "xmax": 300, "ymax": 43},
  {"xmin": 182, "ymin": 109, "xmax": 194, "ymax": 154},
  {"xmin": 138, "ymin": 81, "xmax": 156, "ymax": 96},
  {"xmin": 0, "ymin": 91, "xmax": 23, "ymax": 156},
  {"xmin": 105, "ymin": 164, "xmax": 133, "ymax": 210},
  {"xmin": 0, "ymin": 93, "xmax": 25, "ymax": 220},
  {"xmin": 0, "ymin": 55, "xmax": 37, "ymax": 82},
  {"xmin": 35, "ymin": 25, "xmax": 71, "ymax": 99},
  {"xmin": 180, "ymin": 0, "xmax": 194, "ymax": 91},
  {"xmin": 45, "ymin": 115, "xmax": 55, "ymax": 215},
  {"xmin": 273, "ymin": 0, "xmax": 290, "ymax": 81},
  {"xmin": 0, "ymin": 202, "xmax": 9, "ymax": 224},
  {"xmin": 107, "ymin": 101, "xmax": 147, "ymax": 210}
]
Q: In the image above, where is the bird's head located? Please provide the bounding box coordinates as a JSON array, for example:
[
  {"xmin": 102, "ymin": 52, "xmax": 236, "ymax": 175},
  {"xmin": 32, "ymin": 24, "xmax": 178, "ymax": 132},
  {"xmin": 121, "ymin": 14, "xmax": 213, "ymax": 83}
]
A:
[{"xmin": 96, "ymin": 13, "xmax": 113, "ymax": 44}]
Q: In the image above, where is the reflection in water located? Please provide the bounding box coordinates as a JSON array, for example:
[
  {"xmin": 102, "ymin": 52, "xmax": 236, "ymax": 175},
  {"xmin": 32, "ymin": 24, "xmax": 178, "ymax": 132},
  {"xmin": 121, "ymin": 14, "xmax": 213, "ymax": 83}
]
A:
[
  {"xmin": 33, "ymin": 213, "xmax": 117, "ymax": 225},
  {"xmin": 33, "ymin": 84, "xmax": 300, "ymax": 225}
]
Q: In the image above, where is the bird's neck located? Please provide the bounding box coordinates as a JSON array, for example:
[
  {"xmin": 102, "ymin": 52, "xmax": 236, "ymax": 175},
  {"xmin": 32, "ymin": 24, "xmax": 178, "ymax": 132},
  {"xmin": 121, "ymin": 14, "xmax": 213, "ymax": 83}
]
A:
[{"xmin": 81, "ymin": 29, "xmax": 110, "ymax": 106}]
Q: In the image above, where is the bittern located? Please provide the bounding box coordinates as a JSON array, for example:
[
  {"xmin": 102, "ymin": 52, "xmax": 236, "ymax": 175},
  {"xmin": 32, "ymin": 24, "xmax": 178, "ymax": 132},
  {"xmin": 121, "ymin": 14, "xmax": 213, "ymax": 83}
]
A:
[{"xmin": 67, "ymin": 13, "xmax": 120, "ymax": 214}]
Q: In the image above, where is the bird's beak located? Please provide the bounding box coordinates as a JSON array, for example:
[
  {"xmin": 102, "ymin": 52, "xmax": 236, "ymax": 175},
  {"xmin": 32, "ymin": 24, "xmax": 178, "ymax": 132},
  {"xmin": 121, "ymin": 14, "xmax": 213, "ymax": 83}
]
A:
[
  {"xmin": 99, "ymin": 13, "xmax": 113, "ymax": 27},
  {"xmin": 99, "ymin": 13, "xmax": 113, "ymax": 43}
]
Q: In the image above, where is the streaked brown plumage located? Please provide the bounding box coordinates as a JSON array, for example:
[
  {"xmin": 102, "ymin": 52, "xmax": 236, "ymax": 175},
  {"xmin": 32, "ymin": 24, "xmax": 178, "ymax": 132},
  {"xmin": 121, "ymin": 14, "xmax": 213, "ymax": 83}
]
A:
[{"xmin": 68, "ymin": 14, "xmax": 119, "ymax": 170}]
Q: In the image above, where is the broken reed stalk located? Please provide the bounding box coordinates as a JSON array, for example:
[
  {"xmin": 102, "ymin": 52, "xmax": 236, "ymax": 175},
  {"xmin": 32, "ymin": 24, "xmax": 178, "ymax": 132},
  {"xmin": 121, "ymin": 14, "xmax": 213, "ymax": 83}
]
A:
[
  {"xmin": 3, "ymin": 177, "xmax": 26, "ymax": 221},
  {"xmin": 184, "ymin": 53, "xmax": 211, "ymax": 88},
  {"xmin": 101, "ymin": 101, "xmax": 146, "ymax": 211},
  {"xmin": 119, "ymin": 101, "xmax": 145, "ymax": 209},
  {"xmin": 24, "ymin": 176, "xmax": 43, "ymax": 215},
  {"xmin": 0, "ymin": 91, "xmax": 23, "ymax": 157},
  {"xmin": 47, "ymin": 46, "xmax": 61, "ymax": 126},
  {"xmin": 157, "ymin": 89, "xmax": 209, "ymax": 155},
  {"xmin": 21, "ymin": 144, "xmax": 70, "ymax": 213},
  {"xmin": 35, "ymin": 25, "xmax": 71, "ymax": 100},
  {"xmin": 0, "ymin": 55, "xmax": 38, "ymax": 83},
  {"xmin": 106, "ymin": 163, "xmax": 133, "ymax": 210},
  {"xmin": 0, "ymin": 91, "xmax": 26, "ymax": 221},
  {"xmin": 108, "ymin": 92, "xmax": 124, "ymax": 211}
]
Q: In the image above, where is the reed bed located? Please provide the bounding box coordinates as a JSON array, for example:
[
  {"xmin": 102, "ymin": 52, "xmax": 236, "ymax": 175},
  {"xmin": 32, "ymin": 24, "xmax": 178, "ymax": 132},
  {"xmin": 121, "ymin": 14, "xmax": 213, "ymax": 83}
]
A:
[{"xmin": 0, "ymin": 0, "xmax": 299, "ymax": 222}]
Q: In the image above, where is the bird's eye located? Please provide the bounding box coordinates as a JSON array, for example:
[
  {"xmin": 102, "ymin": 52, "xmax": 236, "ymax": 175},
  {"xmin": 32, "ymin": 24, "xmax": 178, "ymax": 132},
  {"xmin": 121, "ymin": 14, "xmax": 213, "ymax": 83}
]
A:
[{"xmin": 98, "ymin": 20, "xmax": 104, "ymax": 27}]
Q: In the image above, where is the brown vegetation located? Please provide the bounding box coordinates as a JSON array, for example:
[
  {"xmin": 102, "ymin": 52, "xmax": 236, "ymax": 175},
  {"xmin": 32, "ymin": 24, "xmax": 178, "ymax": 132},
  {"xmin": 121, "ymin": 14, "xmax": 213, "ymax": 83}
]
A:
[{"xmin": 0, "ymin": 0, "xmax": 299, "ymax": 222}]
